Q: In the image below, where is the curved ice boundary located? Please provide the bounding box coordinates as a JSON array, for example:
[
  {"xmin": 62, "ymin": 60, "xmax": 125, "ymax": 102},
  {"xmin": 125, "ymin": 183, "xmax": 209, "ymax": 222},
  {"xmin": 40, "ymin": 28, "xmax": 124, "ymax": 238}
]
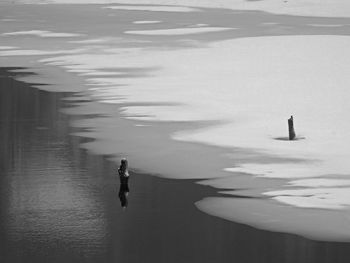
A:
[{"xmin": 32, "ymin": 34, "xmax": 350, "ymax": 241}]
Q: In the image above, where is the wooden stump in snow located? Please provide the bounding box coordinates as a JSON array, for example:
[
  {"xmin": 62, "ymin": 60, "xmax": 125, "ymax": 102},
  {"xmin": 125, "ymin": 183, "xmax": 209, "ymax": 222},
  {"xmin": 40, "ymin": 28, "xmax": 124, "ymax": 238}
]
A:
[
  {"xmin": 118, "ymin": 158, "xmax": 129, "ymax": 184},
  {"xmin": 288, "ymin": 115, "xmax": 296, "ymax": 140}
]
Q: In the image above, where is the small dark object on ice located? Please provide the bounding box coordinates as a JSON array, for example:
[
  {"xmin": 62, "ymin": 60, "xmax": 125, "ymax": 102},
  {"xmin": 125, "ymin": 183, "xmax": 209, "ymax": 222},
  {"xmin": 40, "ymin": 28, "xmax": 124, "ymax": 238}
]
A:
[
  {"xmin": 288, "ymin": 115, "xmax": 296, "ymax": 140},
  {"xmin": 118, "ymin": 158, "xmax": 129, "ymax": 184}
]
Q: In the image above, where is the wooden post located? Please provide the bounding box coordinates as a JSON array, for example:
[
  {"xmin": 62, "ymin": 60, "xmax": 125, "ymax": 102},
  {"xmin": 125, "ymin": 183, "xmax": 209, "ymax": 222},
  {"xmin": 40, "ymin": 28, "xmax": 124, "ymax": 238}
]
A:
[
  {"xmin": 288, "ymin": 115, "xmax": 296, "ymax": 140},
  {"xmin": 118, "ymin": 158, "xmax": 129, "ymax": 184}
]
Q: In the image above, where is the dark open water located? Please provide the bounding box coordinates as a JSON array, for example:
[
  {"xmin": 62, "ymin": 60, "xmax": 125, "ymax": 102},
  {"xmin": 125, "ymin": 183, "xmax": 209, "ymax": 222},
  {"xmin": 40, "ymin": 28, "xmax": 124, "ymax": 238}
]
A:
[{"xmin": 1, "ymin": 67, "xmax": 350, "ymax": 263}]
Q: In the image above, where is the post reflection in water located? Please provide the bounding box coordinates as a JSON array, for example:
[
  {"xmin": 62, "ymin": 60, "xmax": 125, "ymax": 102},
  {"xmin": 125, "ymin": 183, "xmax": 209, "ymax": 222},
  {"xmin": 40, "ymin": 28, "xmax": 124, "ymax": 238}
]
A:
[
  {"xmin": 117, "ymin": 158, "xmax": 130, "ymax": 209},
  {"xmin": 118, "ymin": 183, "xmax": 129, "ymax": 209}
]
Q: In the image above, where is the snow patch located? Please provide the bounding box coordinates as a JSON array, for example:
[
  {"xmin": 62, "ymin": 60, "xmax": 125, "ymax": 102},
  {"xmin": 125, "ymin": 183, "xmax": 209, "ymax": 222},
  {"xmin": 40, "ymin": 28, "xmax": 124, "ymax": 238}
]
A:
[
  {"xmin": 103, "ymin": 5, "xmax": 199, "ymax": 12},
  {"xmin": 2, "ymin": 30, "xmax": 83, "ymax": 38},
  {"xmin": 125, "ymin": 27, "xmax": 234, "ymax": 35},
  {"xmin": 133, "ymin": 20, "xmax": 161, "ymax": 24}
]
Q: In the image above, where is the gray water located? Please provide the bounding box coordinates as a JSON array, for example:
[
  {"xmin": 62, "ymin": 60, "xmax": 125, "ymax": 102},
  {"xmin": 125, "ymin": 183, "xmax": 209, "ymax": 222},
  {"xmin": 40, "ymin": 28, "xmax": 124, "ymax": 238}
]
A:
[{"xmin": 2, "ymin": 68, "xmax": 350, "ymax": 263}]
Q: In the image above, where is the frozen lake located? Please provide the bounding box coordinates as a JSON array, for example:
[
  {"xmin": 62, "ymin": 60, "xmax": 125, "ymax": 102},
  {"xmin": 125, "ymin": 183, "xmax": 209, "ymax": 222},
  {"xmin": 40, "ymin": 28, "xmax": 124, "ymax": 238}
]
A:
[{"xmin": 1, "ymin": 0, "xmax": 350, "ymax": 254}]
